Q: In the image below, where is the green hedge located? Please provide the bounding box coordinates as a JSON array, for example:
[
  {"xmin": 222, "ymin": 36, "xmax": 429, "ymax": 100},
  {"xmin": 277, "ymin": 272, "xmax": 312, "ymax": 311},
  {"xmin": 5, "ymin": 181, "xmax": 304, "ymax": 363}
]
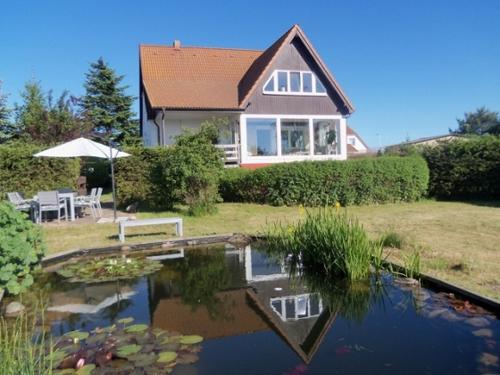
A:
[
  {"xmin": 423, "ymin": 136, "xmax": 500, "ymax": 198},
  {"xmin": 115, "ymin": 146, "xmax": 174, "ymax": 210},
  {"xmin": 0, "ymin": 142, "xmax": 80, "ymax": 198},
  {"xmin": 220, "ymin": 156, "xmax": 429, "ymax": 206}
]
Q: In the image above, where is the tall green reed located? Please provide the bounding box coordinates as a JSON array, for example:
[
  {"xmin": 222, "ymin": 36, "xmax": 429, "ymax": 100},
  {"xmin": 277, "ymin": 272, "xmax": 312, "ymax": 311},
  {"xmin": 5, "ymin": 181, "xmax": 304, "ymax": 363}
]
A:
[
  {"xmin": 266, "ymin": 208, "xmax": 374, "ymax": 281},
  {"xmin": 0, "ymin": 304, "xmax": 54, "ymax": 375}
]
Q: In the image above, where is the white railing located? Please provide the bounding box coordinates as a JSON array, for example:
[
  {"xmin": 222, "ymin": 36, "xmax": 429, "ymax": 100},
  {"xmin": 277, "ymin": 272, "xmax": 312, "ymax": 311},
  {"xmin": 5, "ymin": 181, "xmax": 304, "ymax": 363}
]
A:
[{"xmin": 216, "ymin": 144, "xmax": 240, "ymax": 167}]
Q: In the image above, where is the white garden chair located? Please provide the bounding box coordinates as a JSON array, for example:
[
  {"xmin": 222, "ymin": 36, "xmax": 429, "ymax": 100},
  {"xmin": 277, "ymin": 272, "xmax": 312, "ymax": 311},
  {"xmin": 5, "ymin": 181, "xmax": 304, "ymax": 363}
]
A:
[
  {"xmin": 75, "ymin": 188, "xmax": 98, "ymax": 218},
  {"xmin": 37, "ymin": 191, "xmax": 67, "ymax": 223},
  {"xmin": 94, "ymin": 187, "xmax": 103, "ymax": 217}
]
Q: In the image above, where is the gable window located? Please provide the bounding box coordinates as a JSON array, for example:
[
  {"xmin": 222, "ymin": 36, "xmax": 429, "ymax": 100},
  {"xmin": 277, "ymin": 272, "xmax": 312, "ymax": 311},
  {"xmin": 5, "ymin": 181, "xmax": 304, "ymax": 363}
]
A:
[
  {"xmin": 290, "ymin": 72, "xmax": 301, "ymax": 92},
  {"xmin": 315, "ymin": 77, "xmax": 327, "ymax": 93},
  {"xmin": 277, "ymin": 71, "xmax": 288, "ymax": 92},
  {"xmin": 262, "ymin": 70, "xmax": 327, "ymax": 96},
  {"xmin": 302, "ymin": 72, "xmax": 313, "ymax": 93}
]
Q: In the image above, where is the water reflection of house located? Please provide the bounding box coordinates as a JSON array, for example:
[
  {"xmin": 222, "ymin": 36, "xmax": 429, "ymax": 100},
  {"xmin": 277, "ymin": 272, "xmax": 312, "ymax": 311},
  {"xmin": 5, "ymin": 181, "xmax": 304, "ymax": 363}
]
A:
[{"xmin": 151, "ymin": 244, "xmax": 335, "ymax": 363}]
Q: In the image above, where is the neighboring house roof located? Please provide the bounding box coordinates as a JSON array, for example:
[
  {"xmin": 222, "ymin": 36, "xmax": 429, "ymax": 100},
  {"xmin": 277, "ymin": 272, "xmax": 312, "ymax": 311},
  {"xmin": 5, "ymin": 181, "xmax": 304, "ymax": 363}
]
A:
[
  {"xmin": 346, "ymin": 126, "xmax": 370, "ymax": 152},
  {"xmin": 391, "ymin": 134, "xmax": 462, "ymax": 147},
  {"xmin": 140, "ymin": 24, "xmax": 354, "ymax": 113}
]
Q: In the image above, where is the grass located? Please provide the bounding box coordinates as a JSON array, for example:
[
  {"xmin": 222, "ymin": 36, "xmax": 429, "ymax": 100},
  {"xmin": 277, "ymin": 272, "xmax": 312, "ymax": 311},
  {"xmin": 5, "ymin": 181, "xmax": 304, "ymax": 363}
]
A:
[
  {"xmin": 41, "ymin": 199, "xmax": 500, "ymax": 300},
  {"xmin": 0, "ymin": 306, "xmax": 54, "ymax": 375},
  {"xmin": 266, "ymin": 208, "xmax": 373, "ymax": 281}
]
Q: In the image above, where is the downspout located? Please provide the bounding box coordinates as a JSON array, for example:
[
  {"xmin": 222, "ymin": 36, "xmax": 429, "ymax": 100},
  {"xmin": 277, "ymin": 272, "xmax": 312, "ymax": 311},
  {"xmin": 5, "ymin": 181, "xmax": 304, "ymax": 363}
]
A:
[{"xmin": 153, "ymin": 108, "xmax": 166, "ymax": 146}]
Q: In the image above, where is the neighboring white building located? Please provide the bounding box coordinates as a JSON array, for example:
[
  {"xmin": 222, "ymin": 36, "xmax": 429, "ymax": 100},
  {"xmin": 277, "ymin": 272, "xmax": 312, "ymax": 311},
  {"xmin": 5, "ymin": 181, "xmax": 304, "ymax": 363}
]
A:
[
  {"xmin": 346, "ymin": 126, "xmax": 370, "ymax": 157},
  {"xmin": 139, "ymin": 25, "xmax": 355, "ymax": 168}
]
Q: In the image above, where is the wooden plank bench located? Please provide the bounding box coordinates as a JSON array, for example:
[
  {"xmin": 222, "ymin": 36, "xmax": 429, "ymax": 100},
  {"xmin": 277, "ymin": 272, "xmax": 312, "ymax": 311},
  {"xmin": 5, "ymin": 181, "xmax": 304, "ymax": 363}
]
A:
[{"xmin": 118, "ymin": 217, "xmax": 183, "ymax": 243}]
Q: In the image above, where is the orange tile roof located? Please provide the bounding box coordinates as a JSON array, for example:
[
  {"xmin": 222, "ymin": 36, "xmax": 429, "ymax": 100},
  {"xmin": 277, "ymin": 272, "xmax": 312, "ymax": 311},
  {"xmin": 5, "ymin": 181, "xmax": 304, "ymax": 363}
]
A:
[
  {"xmin": 140, "ymin": 45, "xmax": 261, "ymax": 109},
  {"xmin": 140, "ymin": 25, "xmax": 354, "ymax": 113}
]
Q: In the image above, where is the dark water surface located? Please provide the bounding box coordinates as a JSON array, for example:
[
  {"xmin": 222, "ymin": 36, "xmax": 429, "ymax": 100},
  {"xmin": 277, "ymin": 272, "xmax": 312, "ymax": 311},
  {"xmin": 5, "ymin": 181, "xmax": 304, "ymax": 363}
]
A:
[{"xmin": 43, "ymin": 243, "xmax": 500, "ymax": 374}]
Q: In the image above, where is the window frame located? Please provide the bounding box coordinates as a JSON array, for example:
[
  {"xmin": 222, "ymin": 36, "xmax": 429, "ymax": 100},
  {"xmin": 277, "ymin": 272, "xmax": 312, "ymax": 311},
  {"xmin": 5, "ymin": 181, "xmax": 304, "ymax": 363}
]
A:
[{"xmin": 262, "ymin": 70, "xmax": 328, "ymax": 96}]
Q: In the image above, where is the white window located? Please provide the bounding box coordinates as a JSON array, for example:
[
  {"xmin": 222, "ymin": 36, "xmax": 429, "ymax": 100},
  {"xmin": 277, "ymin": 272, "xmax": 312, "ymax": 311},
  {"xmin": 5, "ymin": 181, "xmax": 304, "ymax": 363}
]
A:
[{"xmin": 262, "ymin": 70, "xmax": 327, "ymax": 96}]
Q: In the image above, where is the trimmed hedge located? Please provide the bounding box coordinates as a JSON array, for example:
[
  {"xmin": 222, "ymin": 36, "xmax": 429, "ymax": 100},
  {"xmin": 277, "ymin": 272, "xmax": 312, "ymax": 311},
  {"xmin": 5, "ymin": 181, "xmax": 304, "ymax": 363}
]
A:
[
  {"xmin": 423, "ymin": 136, "xmax": 500, "ymax": 198},
  {"xmin": 115, "ymin": 146, "xmax": 174, "ymax": 210},
  {"xmin": 220, "ymin": 156, "xmax": 429, "ymax": 206},
  {"xmin": 0, "ymin": 142, "xmax": 80, "ymax": 198}
]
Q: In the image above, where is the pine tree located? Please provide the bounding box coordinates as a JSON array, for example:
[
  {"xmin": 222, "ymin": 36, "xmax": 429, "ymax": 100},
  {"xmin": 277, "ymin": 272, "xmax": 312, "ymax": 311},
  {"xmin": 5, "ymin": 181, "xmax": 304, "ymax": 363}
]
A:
[
  {"xmin": 452, "ymin": 107, "xmax": 500, "ymax": 135},
  {"xmin": 0, "ymin": 81, "xmax": 15, "ymax": 143},
  {"xmin": 80, "ymin": 57, "xmax": 138, "ymax": 145}
]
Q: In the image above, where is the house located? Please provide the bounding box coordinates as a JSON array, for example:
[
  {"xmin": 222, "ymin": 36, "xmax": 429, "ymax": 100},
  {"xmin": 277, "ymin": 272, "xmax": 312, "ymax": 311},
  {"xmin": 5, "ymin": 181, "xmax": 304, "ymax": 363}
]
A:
[
  {"xmin": 346, "ymin": 126, "xmax": 370, "ymax": 157},
  {"xmin": 384, "ymin": 134, "xmax": 463, "ymax": 153},
  {"xmin": 139, "ymin": 24, "xmax": 355, "ymax": 168}
]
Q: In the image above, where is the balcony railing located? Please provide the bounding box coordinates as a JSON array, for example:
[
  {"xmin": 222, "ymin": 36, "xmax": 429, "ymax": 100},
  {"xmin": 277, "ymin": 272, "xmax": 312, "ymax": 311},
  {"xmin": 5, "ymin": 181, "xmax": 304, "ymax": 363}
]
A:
[{"xmin": 215, "ymin": 144, "xmax": 240, "ymax": 167}]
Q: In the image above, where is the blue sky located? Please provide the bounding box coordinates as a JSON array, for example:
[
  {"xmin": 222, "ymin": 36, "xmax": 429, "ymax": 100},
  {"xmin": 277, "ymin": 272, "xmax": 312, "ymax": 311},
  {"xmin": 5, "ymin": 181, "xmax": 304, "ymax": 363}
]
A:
[{"xmin": 1, "ymin": 0, "xmax": 499, "ymax": 147}]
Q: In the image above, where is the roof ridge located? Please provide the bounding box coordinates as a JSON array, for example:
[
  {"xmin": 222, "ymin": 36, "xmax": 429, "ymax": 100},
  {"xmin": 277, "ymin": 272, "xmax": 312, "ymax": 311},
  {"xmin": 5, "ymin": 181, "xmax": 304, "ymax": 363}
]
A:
[{"xmin": 139, "ymin": 44, "xmax": 263, "ymax": 53}]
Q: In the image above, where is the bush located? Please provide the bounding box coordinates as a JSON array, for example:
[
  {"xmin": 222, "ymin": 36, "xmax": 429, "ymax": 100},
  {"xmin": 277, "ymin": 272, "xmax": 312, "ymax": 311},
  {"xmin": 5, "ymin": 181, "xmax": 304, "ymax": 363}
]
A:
[
  {"xmin": 116, "ymin": 124, "xmax": 224, "ymax": 215},
  {"xmin": 221, "ymin": 156, "xmax": 429, "ymax": 206},
  {"xmin": 423, "ymin": 136, "xmax": 500, "ymax": 198},
  {"xmin": 266, "ymin": 209, "xmax": 374, "ymax": 281},
  {"xmin": 0, "ymin": 142, "xmax": 80, "ymax": 198},
  {"xmin": 0, "ymin": 202, "xmax": 46, "ymax": 295},
  {"xmin": 116, "ymin": 146, "xmax": 174, "ymax": 210}
]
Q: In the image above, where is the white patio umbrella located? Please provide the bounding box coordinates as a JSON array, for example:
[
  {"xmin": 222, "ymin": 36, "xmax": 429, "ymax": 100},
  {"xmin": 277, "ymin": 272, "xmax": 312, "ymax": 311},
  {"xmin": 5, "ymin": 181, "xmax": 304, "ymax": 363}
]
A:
[{"xmin": 34, "ymin": 137, "xmax": 130, "ymax": 221}]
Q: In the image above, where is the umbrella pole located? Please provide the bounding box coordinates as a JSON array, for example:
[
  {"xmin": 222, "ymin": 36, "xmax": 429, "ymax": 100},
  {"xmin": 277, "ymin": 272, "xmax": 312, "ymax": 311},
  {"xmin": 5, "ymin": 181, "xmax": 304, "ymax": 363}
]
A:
[{"xmin": 109, "ymin": 143, "xmax": 118, "ymax": 222}]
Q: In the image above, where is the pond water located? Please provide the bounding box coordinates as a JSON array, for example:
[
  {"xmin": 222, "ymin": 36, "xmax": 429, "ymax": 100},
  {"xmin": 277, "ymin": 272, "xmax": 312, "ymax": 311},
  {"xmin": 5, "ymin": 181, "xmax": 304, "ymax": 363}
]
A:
[{"xmin": 42, "ymin": 242, "xmax": 499, "ymax": 374}]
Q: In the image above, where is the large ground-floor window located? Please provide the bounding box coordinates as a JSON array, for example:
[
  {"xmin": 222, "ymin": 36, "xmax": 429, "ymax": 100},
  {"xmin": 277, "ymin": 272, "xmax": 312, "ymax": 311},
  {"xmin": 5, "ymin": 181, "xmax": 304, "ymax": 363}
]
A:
[
  {"xmin": 246, "ymin": 118, "xmax": 277, "ymax": 156},
  {"xmin": 281, "ymin": 119, "xmax": 310, "ymax": 155},
  {"xmin": 244, "ymin": 116, "xmax": 341, "ymax": 159},
  {"xmin": 313, "ymin": 119, "xmax": 340, "ymax": 155}
]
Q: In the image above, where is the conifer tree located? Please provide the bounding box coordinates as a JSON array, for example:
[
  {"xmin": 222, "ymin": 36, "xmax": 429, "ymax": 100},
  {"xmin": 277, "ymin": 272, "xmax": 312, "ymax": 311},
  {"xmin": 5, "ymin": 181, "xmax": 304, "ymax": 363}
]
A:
[
  {"xmin": 0, "ymin": 81, "xmax": 15, "ymax": 143},
  {"xmin": 80, "ymin": 57, "xmax": 138, "ymax": 145}
]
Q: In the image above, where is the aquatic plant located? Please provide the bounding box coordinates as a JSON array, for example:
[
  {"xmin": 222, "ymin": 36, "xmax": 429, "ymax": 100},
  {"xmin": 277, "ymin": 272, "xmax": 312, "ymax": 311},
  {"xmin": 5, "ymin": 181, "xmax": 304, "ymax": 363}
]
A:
[
  {"xmin": 266, "ymin": 208, "xmax": 373, "ymax": 281},
  {"xmin": 402, "ymin": 249, "xmax": 421, "ymax": 280},
  {"xmin": 49, "ymin": 318, "xmax": 203, "ymax": 373},
  {"xmin": 0, "ymin": 304, "xmax": 54, "ymax": 375},
  {"xmin": 56, "ymin": 257, "xmax": 163, "ymax": 283}
]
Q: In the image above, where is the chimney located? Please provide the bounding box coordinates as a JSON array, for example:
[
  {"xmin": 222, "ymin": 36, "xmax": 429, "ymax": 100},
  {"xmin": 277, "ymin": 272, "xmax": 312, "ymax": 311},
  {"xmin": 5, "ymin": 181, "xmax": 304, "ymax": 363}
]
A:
[{"xmin": 173, "ymin": 40, "xmax": 181, "ymax": 50}]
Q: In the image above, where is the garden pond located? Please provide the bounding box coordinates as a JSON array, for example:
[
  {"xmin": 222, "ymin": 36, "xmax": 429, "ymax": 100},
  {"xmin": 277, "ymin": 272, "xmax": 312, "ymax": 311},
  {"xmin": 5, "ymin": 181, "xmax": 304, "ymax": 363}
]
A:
[{"xmin": 37, "ymin": 242, "xmax": 499, "ymax": 374}]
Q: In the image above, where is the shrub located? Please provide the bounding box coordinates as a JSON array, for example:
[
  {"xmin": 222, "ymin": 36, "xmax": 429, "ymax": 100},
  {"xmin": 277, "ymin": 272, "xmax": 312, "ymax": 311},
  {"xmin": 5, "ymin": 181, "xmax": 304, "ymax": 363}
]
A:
[
  {"xmin": 379, "ymin": 230, "xmax": 405, "ymax": 249},
  {"xmin": 266, "ymin": 209, "xmax": 374, "ymax": 281},
  {"xmin": 0, "ymin": 202, "xmax": 46, "ymax": 295},
  {"xmin": 221, "ymin": 156, "xmax": 429, "ymax": 206},
  {"xmin": 423, "ymin": 135, "xmax": 500, "ymax": 198},
  {"xmin": 0, "ymin": 142, "xmax": 81, "ymax": 198},
  {"xmin": 163, "ymin": 123, "xmax": 224, "ymax": 215},
  {"xmin": 116, "ymin": 124, "xmax": 224, "ymax": 215},
  {"xmin": 115, "ymin": 146, "xmax": 174, "ymax": 210}
]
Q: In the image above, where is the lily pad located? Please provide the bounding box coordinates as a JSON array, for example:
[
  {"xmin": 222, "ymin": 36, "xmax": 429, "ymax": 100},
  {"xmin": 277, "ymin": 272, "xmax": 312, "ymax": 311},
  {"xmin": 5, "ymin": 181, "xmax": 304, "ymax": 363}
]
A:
[
  {"xmin": 117, "ymin": 317, "xmax": 134, "ymax": 325},
  {"xmin": 64, "ymin": 330, "xmax": 89, "ymax": 340},
  {"xmin": 158, "ymin": 351, "xmax": 178, "ymax": 363},
  {"xmin": 75, "ymin": 364, "xmax": 95, "ymax": 375},
  {"xmin": 125, "ymin": 324, "xmax": 148, "ymax": 333},
  {"xmin": 179, "ymin": 335, "xmax": 203, "ymax": 345},
  {"xmin": 116, "ymin": 344, "xmax": 142, "ymax": 357}
]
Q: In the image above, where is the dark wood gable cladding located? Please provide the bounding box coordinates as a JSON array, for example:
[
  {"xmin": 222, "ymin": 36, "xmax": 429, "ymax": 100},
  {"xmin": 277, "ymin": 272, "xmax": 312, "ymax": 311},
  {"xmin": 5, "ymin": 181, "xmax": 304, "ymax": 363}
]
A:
[{"xmin": 244, "ymin": 37, "xmax": 348, "ymax": 116}]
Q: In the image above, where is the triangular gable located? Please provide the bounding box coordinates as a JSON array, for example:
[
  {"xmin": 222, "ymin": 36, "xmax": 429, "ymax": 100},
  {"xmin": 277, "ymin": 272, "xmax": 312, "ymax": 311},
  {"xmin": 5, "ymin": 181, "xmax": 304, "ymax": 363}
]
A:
[{"xmin": 238, "ymin": 25, "xmax": 355, "ymax": 114}]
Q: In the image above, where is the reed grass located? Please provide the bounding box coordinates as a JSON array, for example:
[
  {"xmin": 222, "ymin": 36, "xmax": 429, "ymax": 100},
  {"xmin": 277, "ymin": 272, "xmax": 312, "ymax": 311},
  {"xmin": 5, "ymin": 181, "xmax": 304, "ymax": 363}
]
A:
[
  {"xmin": 266, "ymin": 208, "xmax": 374, "ymax": 281},
  {"xmin": 379, "ymin": 230, "xmax": 406, "ymax": 249},
  {"xmin": 0, "ymin": 305, "xmax": 54, "ymax": 375}
]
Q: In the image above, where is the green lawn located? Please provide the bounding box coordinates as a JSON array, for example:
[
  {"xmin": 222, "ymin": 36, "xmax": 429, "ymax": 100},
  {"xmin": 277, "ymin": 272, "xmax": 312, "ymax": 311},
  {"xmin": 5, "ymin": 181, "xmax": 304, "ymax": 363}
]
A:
[{"xmin": 42, "ymin": 200, "xmax": 500, "ymax": 301}]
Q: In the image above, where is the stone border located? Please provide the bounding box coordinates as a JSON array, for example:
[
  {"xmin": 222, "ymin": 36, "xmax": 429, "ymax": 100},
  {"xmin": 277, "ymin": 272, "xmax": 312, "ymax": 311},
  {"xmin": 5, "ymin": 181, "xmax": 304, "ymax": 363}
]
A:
[
  {"xmin": 385, "ymin": 261, "xmax": 500, "ymax": 314},
  {"xmin": 41, "ymin": 233, "xmax": 499, "ymax": 314},
  {"xmin": 41, "ymin": 233, "xmax": 243, "ymax": 268}
]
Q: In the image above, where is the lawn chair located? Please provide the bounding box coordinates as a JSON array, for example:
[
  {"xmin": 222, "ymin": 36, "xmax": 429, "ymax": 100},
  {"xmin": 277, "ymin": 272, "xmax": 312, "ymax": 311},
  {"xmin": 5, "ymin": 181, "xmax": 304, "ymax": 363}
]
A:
[
  {"xmin": 37, "ymin": 191, "xmax": 67, "ymax": 223},
  {"xmin": 6, "ymin": 192, "xmax": 37, "ymax": 221},
  {"xmin": 94, "ymin": 187, "xmax": 103, "ymax": 217},
  {"xmin": 75, "ymin": 188, "xmax": 97, "ymax": 218}
]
